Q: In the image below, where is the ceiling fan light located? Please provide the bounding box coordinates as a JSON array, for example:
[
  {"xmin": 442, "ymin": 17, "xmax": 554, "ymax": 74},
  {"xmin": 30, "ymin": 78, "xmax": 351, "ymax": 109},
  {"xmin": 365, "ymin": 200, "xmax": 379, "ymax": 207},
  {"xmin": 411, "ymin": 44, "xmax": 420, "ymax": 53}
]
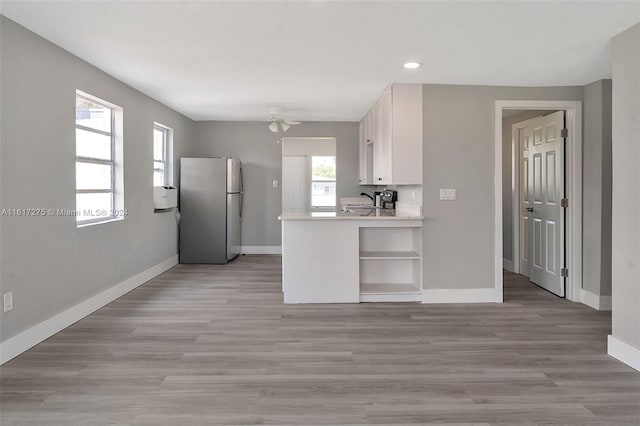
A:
[
  {"xmin": 280, "ymin": 122, "xmax": 290, "ymax": 132},
  {"xmin": 268, "ymin": 121, "xmax": 279, "ymax": 133}
]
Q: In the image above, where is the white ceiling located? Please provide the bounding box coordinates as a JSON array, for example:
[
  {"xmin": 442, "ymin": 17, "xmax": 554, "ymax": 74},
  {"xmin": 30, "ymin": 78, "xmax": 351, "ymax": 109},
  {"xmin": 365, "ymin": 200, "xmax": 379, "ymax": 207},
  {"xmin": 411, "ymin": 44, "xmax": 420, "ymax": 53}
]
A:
[{"xmin": 2, "ymin": 1, "xmax": 639, "ymax": 121}]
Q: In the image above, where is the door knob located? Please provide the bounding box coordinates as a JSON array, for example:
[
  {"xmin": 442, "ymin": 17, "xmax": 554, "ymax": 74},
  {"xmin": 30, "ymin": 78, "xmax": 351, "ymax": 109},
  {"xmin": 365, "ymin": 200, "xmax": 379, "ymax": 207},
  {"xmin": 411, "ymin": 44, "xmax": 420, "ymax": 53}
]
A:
[{"xmin": 525, "ymin": 207, "xmax": 534, "ymax": 212}]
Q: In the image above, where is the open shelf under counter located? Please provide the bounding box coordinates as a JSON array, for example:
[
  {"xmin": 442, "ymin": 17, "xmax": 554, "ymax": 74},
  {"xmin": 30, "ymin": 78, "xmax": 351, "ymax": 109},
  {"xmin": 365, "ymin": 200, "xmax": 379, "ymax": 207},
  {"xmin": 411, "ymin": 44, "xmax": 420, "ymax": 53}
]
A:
[
  {"xmin": 359, "ymin": 251, "xmax": 420, "ymax": 260},
  {"xmin": 358, "ymin": 225, "xmax": 423, "ymax": 302}
]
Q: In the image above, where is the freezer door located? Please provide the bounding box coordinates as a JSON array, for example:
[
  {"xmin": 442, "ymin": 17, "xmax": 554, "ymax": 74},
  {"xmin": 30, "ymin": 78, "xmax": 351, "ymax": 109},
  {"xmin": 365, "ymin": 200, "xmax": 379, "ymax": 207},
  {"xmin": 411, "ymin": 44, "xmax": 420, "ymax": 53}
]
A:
[
  {"xmin": 179, "ymin": 158, "xmax": 227, "ymax": 264},
  {"xmin": 227, "ymin": 158, "xmax": 241, "ymax": 193},
  {"xmin": 227, "ymin": 193, "xmax": 241, "ymax": 261}
]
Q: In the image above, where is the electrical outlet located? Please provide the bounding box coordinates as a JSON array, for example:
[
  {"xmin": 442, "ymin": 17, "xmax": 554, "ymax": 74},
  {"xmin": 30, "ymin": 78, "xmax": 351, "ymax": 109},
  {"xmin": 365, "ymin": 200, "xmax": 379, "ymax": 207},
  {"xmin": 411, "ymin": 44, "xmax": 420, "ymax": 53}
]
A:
[
  {"xmin": 273, "ymin": 180, "xmax": 279, "ymax": 188},
  {"xmin": 439, "ymin": 188, "xmax": 457, "ymax": 201},
  {"xmin": 411, "ymin": 191, "xmax": 416, "ymax": 199},
  {"xmin": 4, "ymin": 292, "xmax": 13, "ymax": 312}
]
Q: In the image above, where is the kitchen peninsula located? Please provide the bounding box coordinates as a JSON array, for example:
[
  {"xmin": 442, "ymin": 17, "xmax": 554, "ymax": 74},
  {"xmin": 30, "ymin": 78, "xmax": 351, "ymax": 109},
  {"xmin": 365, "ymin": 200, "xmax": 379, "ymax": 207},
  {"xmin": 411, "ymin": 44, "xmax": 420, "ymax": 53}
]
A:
[
  {"xmin": 279, "ymin": 207, "xmax": 424, "ymax": 304},
  {"xmin": 279, "ymin": 83, "xmax": 424, "ymax": 304}
]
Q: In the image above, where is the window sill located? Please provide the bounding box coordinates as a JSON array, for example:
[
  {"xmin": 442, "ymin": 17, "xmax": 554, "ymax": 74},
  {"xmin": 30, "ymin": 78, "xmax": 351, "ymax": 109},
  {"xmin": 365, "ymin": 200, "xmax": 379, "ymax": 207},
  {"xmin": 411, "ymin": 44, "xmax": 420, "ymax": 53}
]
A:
[{"xmin": 77, "ymin": 216, "xmax": 124, "ymax": 229}]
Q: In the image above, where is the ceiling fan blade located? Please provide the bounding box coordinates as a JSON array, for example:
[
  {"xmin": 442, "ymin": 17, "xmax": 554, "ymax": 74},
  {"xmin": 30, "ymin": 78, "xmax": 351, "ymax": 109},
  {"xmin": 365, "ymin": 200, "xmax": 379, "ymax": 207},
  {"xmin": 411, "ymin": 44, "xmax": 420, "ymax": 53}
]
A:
[
  {"xmin": 268, "ymin": 121, "xmax": 279, "ymax": 133},
  {"xmin": 284, "ymin": 120, "xmax": 301, "ymax": 126}
]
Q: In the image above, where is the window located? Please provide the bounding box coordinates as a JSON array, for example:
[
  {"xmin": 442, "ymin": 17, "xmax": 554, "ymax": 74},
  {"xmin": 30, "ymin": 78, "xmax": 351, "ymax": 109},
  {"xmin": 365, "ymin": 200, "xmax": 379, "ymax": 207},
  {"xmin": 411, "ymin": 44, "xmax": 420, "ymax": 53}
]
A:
[
  {"xmin": 75, "ymin": 91, "xmax": 123, "ymax": 225},
  {"xmin": 153, "ymin": 123, "xmax": 173, "ymax": 186},
  {"xmin": 311, "ymin": 156, "xmax": 336, "ymax": 208}
]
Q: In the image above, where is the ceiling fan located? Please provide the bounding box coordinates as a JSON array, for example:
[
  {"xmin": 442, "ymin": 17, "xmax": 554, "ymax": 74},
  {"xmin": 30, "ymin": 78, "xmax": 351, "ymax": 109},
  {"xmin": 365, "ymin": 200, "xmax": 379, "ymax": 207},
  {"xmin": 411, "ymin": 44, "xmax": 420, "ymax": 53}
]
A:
[{"xmin": 267, "ymin": 107, "xmax": 301, "ymax": 133}]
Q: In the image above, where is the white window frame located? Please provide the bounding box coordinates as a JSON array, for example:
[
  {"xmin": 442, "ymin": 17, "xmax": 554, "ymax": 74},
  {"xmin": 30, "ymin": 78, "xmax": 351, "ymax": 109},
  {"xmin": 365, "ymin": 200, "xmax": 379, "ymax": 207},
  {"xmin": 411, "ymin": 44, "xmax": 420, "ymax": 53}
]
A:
[
  {"xmin": 75, "ymin": 90, "xmax": 124, "ymax": 227},
  {"xmin": 153, "ymin": 122, "xmax": 173, "ymax": 187}
]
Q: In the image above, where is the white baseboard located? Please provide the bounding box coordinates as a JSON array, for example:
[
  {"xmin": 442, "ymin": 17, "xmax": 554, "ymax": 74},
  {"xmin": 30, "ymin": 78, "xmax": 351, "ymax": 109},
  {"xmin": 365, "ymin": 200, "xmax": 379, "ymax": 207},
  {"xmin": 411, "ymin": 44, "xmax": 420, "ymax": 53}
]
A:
[
  {"xmin": 608, "ymin": 335, "xmax": 640, "ymax": 372},
  {"xmin": 240, "ymin": 246, "xmax": 282, "ymax": 255},
  {"xmin": 503, "ymin": 258, "xmax": 514, "ymax": 272},
  {"xmin": 422, "ymin": 287, "xmax": 501, "ymax": 303},
  {"xmin": 0, "ymin": 255, "xmax": 179, "ymax": 365},
  {"xmin": 581, "ymin": 289, "xmax": 612, "ymax": 311},
  {"xmin": 360, "ymin": 293, "xmax": 422, "ymax": 303}
]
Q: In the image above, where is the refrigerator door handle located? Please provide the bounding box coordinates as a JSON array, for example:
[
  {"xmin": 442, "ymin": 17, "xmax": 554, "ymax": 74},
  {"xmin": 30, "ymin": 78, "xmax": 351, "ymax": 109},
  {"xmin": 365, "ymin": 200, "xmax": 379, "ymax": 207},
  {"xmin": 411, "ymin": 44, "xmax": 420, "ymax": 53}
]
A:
[{"xmin": 239, "ymin": 166, "xmax": 244, "ymax": 219}]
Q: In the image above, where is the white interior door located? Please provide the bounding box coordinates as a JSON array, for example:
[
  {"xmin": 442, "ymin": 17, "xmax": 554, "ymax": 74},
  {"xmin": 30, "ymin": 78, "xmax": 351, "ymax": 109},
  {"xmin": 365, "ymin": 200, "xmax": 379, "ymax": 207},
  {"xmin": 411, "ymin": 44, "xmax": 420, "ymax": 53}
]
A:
[
  {"xmin": 516, "ymin": 111, "xmax": 566, "ymax": 296},
  {"xmin": 282, "ymin": 156, "xmax": 308, "ymax": 213}
]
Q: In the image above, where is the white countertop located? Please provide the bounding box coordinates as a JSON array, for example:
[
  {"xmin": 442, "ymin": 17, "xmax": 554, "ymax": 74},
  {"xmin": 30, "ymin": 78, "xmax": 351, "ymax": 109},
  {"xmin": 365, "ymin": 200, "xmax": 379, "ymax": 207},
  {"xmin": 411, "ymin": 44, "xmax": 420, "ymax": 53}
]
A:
[{"xmin": 279, "ymin": 209, "xmax": 424, "ymax": 221}]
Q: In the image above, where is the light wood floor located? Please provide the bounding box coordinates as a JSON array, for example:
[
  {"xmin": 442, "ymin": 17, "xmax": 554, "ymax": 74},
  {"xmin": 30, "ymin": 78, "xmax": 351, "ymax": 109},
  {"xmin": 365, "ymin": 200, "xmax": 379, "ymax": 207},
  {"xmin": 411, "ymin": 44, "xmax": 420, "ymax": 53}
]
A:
[{"xmin": 1, "ymin": 255, "xmax": 638, "ymax": 425}]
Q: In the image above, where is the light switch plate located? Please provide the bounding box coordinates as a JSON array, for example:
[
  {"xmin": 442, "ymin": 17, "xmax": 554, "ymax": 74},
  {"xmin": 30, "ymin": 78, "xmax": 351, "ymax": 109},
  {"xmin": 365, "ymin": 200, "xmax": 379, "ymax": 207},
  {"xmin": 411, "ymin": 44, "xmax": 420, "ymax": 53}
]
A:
[
  {"xmin": 4, "ymin": 292, "xmax": 13, "ymax": 312},
  {"xmin": 272, "ymin": 180, "xmax": 279, "ymax": 188},
  {"xmin": 440, "ymin": 188, "xmax": 456, "ymax": 201}
]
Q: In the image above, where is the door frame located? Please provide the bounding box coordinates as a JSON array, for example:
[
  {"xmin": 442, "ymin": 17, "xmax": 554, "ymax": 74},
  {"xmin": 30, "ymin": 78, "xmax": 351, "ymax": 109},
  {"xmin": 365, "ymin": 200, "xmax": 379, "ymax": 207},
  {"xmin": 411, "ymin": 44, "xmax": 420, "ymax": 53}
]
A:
[{"xmin": 495, "ymin": 100, "xmax": 582, "ymax": 302}]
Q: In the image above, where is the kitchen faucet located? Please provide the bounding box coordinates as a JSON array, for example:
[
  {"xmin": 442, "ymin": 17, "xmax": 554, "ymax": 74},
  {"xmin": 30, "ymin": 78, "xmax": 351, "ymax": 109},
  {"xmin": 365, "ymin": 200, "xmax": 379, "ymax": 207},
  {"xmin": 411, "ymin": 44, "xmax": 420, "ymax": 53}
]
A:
[{"xmin": 360, "ymin": 192, "xmax": 374, "ymax": 201}]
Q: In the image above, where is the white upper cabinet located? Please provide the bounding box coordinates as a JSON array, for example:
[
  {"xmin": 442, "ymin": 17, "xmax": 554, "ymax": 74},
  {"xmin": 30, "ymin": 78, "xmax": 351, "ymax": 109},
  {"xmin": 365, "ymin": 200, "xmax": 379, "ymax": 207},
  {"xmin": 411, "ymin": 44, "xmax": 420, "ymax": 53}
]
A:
[
  {"xmin": 373, "ymin": 87, "xmax": 392, "ymax": 184},
  {"xmin": 358, "ymin": 84, "xmax": 422, "ymax": 185},
  {"xmin": 358, "ymin": 109, "xmax": 374, "ymax": 184}
]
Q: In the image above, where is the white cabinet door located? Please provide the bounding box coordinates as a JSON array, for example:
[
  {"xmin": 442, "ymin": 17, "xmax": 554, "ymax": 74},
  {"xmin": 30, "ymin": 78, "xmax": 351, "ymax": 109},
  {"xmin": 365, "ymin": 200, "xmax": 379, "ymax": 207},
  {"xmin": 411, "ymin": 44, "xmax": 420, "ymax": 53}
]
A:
[
  {"xmin": 373, "ymin": 88, "xmax": 392, "ymax": 184},
  {"xmin": 365, "ymin": 111, "xmax": 374, "ymax": 184},
  {"xmin": 358, "ymin": 119, "xmax": 367, "ymax": 184},
  {"xmin": 358, "ymin": 111, "xmax": 374, "ymax": 185},
  {"xmin": 390, "ymin": 84, "xmax": 422, "ymax": 184}
]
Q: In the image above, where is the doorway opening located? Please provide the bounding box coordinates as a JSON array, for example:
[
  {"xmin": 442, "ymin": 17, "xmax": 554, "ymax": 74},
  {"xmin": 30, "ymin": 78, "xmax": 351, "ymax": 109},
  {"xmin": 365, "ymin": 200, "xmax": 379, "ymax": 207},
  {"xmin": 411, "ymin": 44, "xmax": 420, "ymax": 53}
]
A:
[
  {"xmin": 507, "ymin": 110, "xmax": 567, "ymax": 296},
  {"xmin": 495, "ymin": 101, "xmax": 582, "ymax": 303},
  {"xmin": 281, "ymin": 137, "xmax": 337, "ymax": 213}
]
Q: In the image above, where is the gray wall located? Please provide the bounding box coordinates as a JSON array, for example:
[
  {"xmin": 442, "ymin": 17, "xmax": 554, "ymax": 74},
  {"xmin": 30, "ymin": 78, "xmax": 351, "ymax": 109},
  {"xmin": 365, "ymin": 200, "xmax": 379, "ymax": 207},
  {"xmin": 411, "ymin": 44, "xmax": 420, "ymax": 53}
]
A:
[
  {"xmin": 583, "ymin": 79, "xmax": 613, "ymax": 297},
  {"xmin": 611, "ymin": 23, "xmax": 640, "ymax": 350},
  {"xmin": 192, "ymin": 121, "xmax": 361, "ymax": 247},
  {"xmin": 502, "ymin": 110, "xmax": 546, "ymax": 264},
  {"xmin": 0, "ymin": 17, "xmax": 194, "ymax": 342},
  {"xmin": 421, "ymin": 84, "xmax": 583, "ymax": 290}
]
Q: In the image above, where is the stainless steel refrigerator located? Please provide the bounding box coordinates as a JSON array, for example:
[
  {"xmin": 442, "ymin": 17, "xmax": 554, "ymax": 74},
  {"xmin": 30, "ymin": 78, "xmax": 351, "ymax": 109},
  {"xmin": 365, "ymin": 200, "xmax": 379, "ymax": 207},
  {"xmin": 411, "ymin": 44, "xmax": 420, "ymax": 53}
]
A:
[{"xmin": 179, "ymin": 157, "xmax": 243, "ymax": 264}]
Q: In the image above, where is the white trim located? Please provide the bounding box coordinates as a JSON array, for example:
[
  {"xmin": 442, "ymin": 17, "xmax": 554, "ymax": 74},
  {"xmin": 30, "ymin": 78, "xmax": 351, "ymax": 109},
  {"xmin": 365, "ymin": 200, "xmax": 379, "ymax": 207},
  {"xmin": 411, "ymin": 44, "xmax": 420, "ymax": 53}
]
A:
[
  {"xmin": 360, "ymin": 293, "xmax": 422, "ymax": 303},
  {"xmin": 240, "ymin": 246, "xmax": 282, "ymax": 255},
  {"xmin": 422, "ymin": 288, "xmax": 501, "ymax": 304},
  {"xmin": 581, "ymin": 289, "xmax": 612, "ymax": 311},
  {"xmin": 511, "ymin": 126, "xmax": 521, "ymax": 274},
  {"xmin": 608, "ymin": 335, "xmax": 640, "ymax": 372},
  {"xmin": 496, "ymin": 100, "xmax": 582, "ymax": 303},
  {"xmin": 0, "ymin": 255, "xmax": 178, "ymax": 365},
  {"xmin": 503, "ymin": 258, "xmax": 514, "ymax": 273}
]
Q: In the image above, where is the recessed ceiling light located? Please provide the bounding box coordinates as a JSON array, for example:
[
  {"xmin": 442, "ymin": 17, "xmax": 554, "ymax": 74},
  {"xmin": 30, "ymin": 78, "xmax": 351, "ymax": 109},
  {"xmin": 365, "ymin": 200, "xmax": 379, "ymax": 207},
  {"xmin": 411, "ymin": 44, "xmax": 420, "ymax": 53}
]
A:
[{"xmin": 403, "ymin": 62, "xmax": 422, "ymax": 69}]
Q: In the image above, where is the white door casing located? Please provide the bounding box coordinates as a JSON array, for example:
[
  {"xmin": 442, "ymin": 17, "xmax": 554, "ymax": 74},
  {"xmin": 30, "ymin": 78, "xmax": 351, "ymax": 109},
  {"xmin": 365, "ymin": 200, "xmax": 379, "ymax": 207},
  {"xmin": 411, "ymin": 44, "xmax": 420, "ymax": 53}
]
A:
[
  {"xmin": 495, "ymin": 100, "xmax": 582, "ymax": 304},
  {"xmin": 515, "ymin": 111, "xmax": 566, "ymax": 296},
  {"xmin": 282, "ymin": 156, "xmax": 308, "ymax": 213}
]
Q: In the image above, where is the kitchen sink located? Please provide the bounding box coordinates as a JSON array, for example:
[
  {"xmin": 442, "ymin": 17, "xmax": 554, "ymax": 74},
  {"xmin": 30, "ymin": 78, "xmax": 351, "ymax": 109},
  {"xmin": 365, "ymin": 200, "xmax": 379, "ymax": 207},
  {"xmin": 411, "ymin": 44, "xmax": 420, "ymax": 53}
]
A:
[{"xmin": 340, "ymin": 205, "xmax": 395, "ymax": 216}]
